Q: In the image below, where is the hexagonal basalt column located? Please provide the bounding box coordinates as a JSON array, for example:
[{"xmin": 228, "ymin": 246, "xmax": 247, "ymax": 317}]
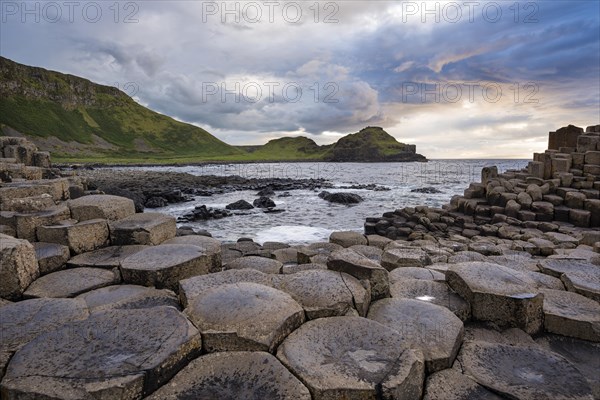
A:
[
  {"xmin": 185, "ymin": 282, "xmax": 304, "ymax": 353},
  {"xmin": 446, "ymin": 262, "xmax": 544, "ymax": 334},
  {"xmin": 276, "ymin": 316, "xmax": 425, "ymax": 400}
]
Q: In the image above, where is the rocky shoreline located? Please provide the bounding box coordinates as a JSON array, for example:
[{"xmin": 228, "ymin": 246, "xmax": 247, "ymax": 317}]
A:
[{"xmin": 1, "ymin": 129, "xmax": 599, "ymax": 399}]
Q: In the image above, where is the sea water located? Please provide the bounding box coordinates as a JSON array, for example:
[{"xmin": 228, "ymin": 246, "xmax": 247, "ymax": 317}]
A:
[{"xmin": 134, "ymin": 160, "xmax": 528, "ymax": 243}]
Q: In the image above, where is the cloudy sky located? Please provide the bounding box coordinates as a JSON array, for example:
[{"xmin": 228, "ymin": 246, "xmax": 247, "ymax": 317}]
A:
[{"xmin": 1, "ymin": 0, "xmax": 599, "ymax": 158}]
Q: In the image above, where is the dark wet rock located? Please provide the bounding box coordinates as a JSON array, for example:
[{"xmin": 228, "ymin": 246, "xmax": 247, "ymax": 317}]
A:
[
  {"xmin": 77, "ymin": 284, "xmax": 180, "ymax": 311},
  {"xmin": 253, "ymin": 196, "xmax": 276, "ymax": 208},
  {"xmin": 23, "ymin": 267, "xmax": 121, "ymax": 298},
  {"xmin": 144, "ymin": 196, "xmax": 168, "ymax": 208},
  {"xmin": 0, "ymin": 298, "xmax": 89, "ymax": 378},
  {"xmin": 185, "ymin": 282, "xmax": 304, "ymax": 353},
  {"xmin": 411, "ymin": 187, "xmax": 442, "ymax": 194},
  {"xmin": 257, "ymin": 187, "xmax": 275, "ymax": 197},
  {"xmin": 178, "ymin": 204, "xmax": 232, "ymax": 221},
  {"xmin": 226, "ymin": 199, "xmax": 254, "ymax": 210},
  {"xmin": 319, "ymin": 191, "xmax": 363, "ymax": 204},
  {"xmin": 368, "ymin": 298, "xmax": 464, "ymax": 372},
  {"xmin": 459, "ymin": 340, "xmax": 594, "ymax": 400},
  {"xmin": 535, "ymin": 334, "xmax": 600, "ymax": 399},
  {"xmin": 147, "ymin": 351, "xmax": 311, "ymax": 400},
  {"xmin": 339, "ymin": 183, "xmax": 391, "ymax": 191},
  {"xmin": 1, "ymin": 307, "xmax": 201, "ymax": 399},
  {"xmin": 277, "ymin": 316, "xmax": 425, "ymax": 400}
]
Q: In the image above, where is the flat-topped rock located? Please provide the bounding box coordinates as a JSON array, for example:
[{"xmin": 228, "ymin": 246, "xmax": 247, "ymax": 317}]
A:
[
  {"xmin": 368, "ymin": 298, "xmax": 464, "ymax": 372},
  {"xmin": 147, "ymin": 351, "xmax": 311, "ymax": 400},
  {"xmin": 447, "ymin": 251, "xmax": 487, "ymax": 263},
  {"xmin": 536, "ymin": 334, "xmax": 600, "ymax": 399},
  {"xmin": 538, "ymin": 259, "xmax": 600, "ymax": 301},
  {"xmin": 179, "ymin": 268, "xmax": 272, "ymax": 307},
  {"xmin": 277, "ymin": 316, "xmax": 425, "ymax": 400},
  {"xmin": 68, "ymin": 194, "xmax": 135, "ymax": 221},
  {"xmin": 67, "ymin": 245, "xmax": 148, "ymax": 268},
  {"xmin": 389, "ymin": 266, "xmax": 445, "ymax": 283},
  {"xmin": 540, "ymin": 289, "xmax": 600, "ymax": 342},
  {"xmin": 32, "ymin": 242, "xmax": 69, "ymax": 275},
  {"xmin": 390, "ymin": 279, "xmax": 470, "ymax": 321},
  {"xmin": 185, "ymin": 282, "xmax": 304, "ymax": 353},
  {"xmin": 348, "ymin": 244, "xmax": 383, "ymax": 263},
  {"xmin": 327, "ymin": 248, "xmax": 390, "ymax": 300},
  {"xmin": 0, "ymin": 178, "xmax": 69, "ymax": 203},
  {"xmin": 0, "ymin": 234, "xmax": 39, "ymax": 300},
  {"xmin": 446, "ymin": 262, "xmax": 543, "ymax": 334},
  {"xmin": 0, "ymin": 193, "xmax": 55, "ymax": 212},
  {"xmin": 329, "ymin": 230, "xmax": 368, "ymax": 247},
  {"xmin": 23, "ymin": 267, "xmax": 121, "ymax": 298},
  {"xmin": 381, "ymin": 248, "xmax": 432, "ymax": 270},
  {"xmin": 272, "ymin": 269, "xmax": 370, "ymax": 318},
  {"xmin": 0, "ymin": 298, "xmax": 88, "ymax": 378},
  {"xmin": 225, "ymin": 255, "xmax": 283, "ymax": 274},
  {"xmin": 459, "ymin": 340, "xmax": 594, "ymax": 400},
  {"xmin": 468, "ymin": 241, "xmax": 503, "ymax": 256},
  {"xmin": 163, "ymin": 234, "xmax": 221, "ymax": 253},
  {"xmin": 14, "ymin": 204, "xmax": 71, "ymax": 241},
  {"xmin": 282, "ymin": 263, "xmax": 327, "ymax": 274},
  {"xmin": 120, "ymin": 244, "xmax": 215, "ymax": 291},
  {"xmin": 110, "ymin": 212, "xmax": 176, "ymax": 246},
  {"xmin": 77, "ymin": 284, "xmax": 180, "ymax": 311},
  {"xmin": 297, "ymin": 242, "xmax": 343, "ymax": 264},
  {"xmin": 423, "ymin": 368, "xmax": 505, "ymax": 400},
  {"xmin": 37, "ymin": 218, "xmax": 109, "ymax": 254},
  {"xmin": 1, "ymin": 307, "xmax": 201, "ymax": 399}
]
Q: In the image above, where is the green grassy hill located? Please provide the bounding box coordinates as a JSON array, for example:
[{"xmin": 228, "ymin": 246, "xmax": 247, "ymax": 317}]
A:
[
  {"xmin": 0, "ymin": 56, "xmax": 243, "ymax": 162},
  {"xmin": 0, "ymin": 57, "xmax": 426, "ymax": 163}
]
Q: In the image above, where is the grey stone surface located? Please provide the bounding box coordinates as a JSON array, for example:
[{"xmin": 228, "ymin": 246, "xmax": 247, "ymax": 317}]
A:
[
  {"xmin": 32, "ymin": 242, "xmax": 70, "ymax": 275},
  {"xmin": 389, "ymin": 267, "xmax": 445, "ymax": 283},
  {"xmin": 179, "ymin": 268, "xmax": 272, "ymax": 307},
  {"xmin": 0, "ymin": 298, "xmax": 89, "ymax": 378},
  {"xmin": 0, "ymin": 233, "xmax": 39, "ymax": 300},
  {"xmin": 1, "ymin": 307, "xmax": 201, "ymax": 399},
  {"xmin": 538, "ymin": 259, "xmax": 600, "ymax": 301},
  {"xmin": 381, "ymin": 248, "xmax": 432, "ymax": 270},
  {"xmin": 272, "ymin": 269, "xmax": 369, "ymax": 318},
  {"xmin": 68, "ymin": 245, "xmax": 149, "ymax": 268},
  {"xmin": 349, "ymin": 244, "xmax": 383, "ymax": 263},
  {"xmin": 282, "ymin": 263, "xmax": 327, "ymax": 274},
  {"xmin": 77, "ymin": 284, "xmax": 180, "ymax": 311},
  {"xmin": 277, "ymin": 316, "xmax": 425, "ymax": 400},
  {"xmin": 423, "ymin": 368, "xmax": 505, "ymax": 400},
  {"xmin": 163, "ymin": 235, "xmax": 222, "ymax": 270},
  {"xmin": 185, "ymin": 282, "xmax": 304, "ymax": 353},
  {"xmin": 120, "ymin": 244, "xmax": 216, "ymax": 291},
  {"xmin": 329, "ymin": 231, "xmax": 368, "ymax": 247},
  {"xmin": 23, "ymin": 267, "xmax": 121, "ymax": 298},
  {"xmin": 536, "ymin": 334, "xmax": 600, "ymax": 399},
  {"xmin": 225, "ymin": 256, "xmax": 283, "ymax": 274},
  {"xmin": 37, "ymin": 218, "xmax": 109, "ymax": 254},
  {"xmin": 110, "ymin": 212, "xmax": 176, "ymax": 246},
  {"xmin": 327, "ymin": 248, "xmax": 390, "ymax": 300},
  {"xmin": 297, "ymin": 242, "xmax": 343, "ymax": 264},
  {"xmin": 146, "ymin": 351, "xmax": 311, "ymax": 400},
  {"xmin": 368, "ymin": 298, "xmax": 464, "ymax": 372},
  {"xmin": 446, "ymin": 262, "xmax": 543, "ymax": 334},
  {"xmin": 390, "ymin": 279, "xmax": 470, "ymax": 321},
  {"xmin": 540, "ymin": 289, "xmax": 600, "ymax": 341},
  {"xmin": 459, "ymin": 340, "xmax": 594, "ymax": 400},
  {"xmin": 68, "ymin": 194, "xmax": 136, "ymax": 221}
]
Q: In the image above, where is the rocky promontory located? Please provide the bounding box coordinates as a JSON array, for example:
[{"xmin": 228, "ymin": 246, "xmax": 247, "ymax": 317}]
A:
[{"xmin": 1, "ymin": 130, "xmax": 599, "ymax": 399}]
